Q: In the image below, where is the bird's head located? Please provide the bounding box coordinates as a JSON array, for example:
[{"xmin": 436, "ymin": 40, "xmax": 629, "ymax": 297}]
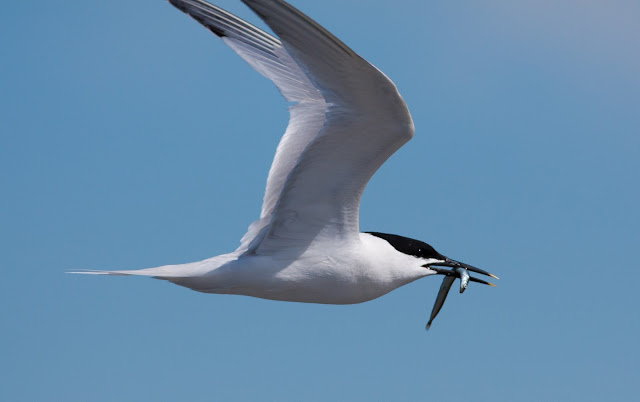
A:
[{"xmin": 367, "ymin": 232, "xmax": 498, "ymax": 329}]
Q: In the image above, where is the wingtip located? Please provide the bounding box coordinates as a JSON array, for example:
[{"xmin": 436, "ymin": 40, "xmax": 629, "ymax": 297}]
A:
[{"xmin": 167, "ymin": 0, "xmax": 184, "ymax": 10}]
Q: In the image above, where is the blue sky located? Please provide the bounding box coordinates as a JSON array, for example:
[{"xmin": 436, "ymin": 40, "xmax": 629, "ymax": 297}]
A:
[{"xmin": 2, "ymin": 0, "xmax": 639, "ymax": 400}]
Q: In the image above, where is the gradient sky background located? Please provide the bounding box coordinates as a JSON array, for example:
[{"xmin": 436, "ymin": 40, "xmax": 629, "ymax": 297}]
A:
[{"xmin": 2, "ymin": 0, "xmax": 639, "ymax": 401}]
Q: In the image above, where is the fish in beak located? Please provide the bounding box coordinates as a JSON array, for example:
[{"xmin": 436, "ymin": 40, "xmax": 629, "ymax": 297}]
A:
[{"xmin": 424, "ymin": 257, "xmax": 498, "ymax": 330}]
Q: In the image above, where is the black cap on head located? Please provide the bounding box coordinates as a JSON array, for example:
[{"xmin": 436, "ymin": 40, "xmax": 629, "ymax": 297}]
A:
[{"xmin": 367, "ymin": 232, "xmax": 445, "ymax": 260}]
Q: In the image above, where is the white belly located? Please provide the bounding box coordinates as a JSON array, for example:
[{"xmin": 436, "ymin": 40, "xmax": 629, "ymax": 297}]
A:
[{"xmin": 174, "ymin": 241, "xmax": 430, "ymax": 304}]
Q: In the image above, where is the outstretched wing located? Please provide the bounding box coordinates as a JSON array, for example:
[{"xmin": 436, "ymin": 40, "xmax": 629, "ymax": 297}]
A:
[
  {"xmin": 170, "ymin": 0, "xmax": 414, "ymax": 254},
  {"xmin": 169, "ymin": 0, "xmax": 327, "ymax": 252}
]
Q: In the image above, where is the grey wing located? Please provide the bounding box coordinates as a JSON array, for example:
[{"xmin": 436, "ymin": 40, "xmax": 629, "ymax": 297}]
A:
[
  {"xmin": 170, "ymin": 0, "xmax": 414, "ymax": 254},
  {"xmin": 241, "ymin": 0, "xmax": 415, "ymax": 253},
  {"xmin": 169, "ymin": 0, "xmax": 328, "ymax": 252}
]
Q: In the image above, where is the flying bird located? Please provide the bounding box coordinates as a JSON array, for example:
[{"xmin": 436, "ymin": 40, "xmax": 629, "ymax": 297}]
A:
[{"xmin": 72, "ymin": 0, "xmax": 498, "ymax": 329}]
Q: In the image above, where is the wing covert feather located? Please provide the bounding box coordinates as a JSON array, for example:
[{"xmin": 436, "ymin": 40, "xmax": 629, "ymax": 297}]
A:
[
  {"xmin": 170, "ymin": 0, "xmax": 414, "ymax": 254},
  {"xmin": 240, "ymin": 0, "xmax": 414, "ymax": 252}
]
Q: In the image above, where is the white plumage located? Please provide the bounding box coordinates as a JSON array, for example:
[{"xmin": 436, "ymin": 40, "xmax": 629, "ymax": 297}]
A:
[{"xmin": 72, "ymin": 0, "xmax": 497, "ymax": 328}]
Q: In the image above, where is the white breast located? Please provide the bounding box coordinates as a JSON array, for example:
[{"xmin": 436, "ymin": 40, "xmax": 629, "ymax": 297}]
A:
[{"xmin": 181, "ymin": 233, "xmax": 431, "ymax": 304}]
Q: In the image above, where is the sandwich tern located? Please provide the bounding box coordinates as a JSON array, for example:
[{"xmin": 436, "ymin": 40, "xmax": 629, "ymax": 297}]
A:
[{"xmin": 72, "ymin": 0, "xmax": 499, "ymax": 329}]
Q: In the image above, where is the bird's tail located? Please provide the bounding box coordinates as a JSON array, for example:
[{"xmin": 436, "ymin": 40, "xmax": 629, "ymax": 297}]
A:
[
  {"xmin": 67, "ymin": 264, "xmax": 197, "ymax": 279},
  {"xmin": 69, "ymin": 254, "xmax": 238, "ymax": 292}
]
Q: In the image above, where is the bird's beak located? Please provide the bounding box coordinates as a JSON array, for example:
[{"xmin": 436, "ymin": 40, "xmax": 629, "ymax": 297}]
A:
[
  {"xmin": 423, "ymin": 257, "xmax": 498, "ymax": 330},
  {"xmin": 431, "ymin": 257, "xmax": 499, "ymax": 281}
]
